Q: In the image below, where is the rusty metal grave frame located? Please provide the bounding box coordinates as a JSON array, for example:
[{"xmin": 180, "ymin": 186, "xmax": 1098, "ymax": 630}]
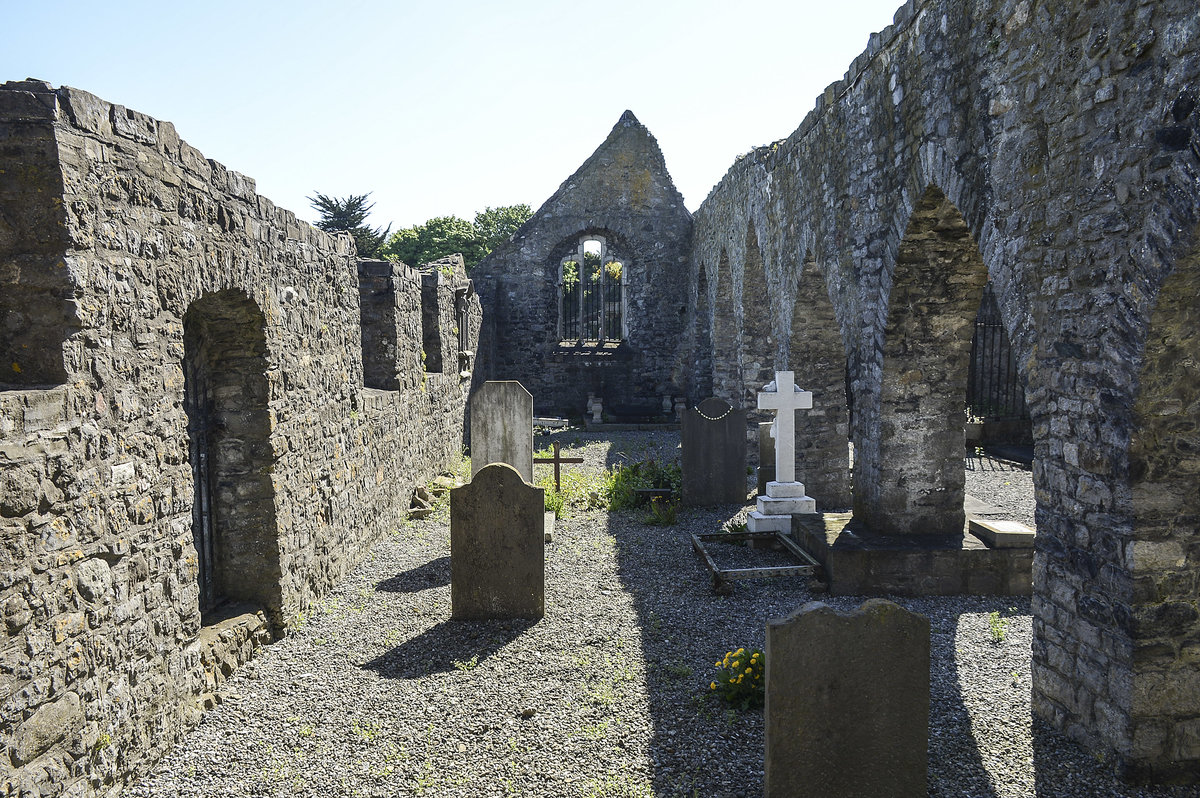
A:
[{"xmin": 690, "ymin": 531, "xmax": 822, "ymax": 593}]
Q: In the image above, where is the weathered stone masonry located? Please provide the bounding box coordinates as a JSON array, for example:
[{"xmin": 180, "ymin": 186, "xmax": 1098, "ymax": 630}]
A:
[
  {"xmin": 472, "ymin": 111, "xmax": 694, "ymax": 417},
  {"xmin": 0, "ymin": 80, "xmax": 479, "ymax": 795},
  {"xmin": 690, "ymin": 0, "xmax": 1200, "ymax": 782}
]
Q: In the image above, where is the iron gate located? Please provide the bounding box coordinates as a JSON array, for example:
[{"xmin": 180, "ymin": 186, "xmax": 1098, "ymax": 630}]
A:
[{"xmin": 967, "ymin": 283, "xmax": 1028, "ymax": 420}]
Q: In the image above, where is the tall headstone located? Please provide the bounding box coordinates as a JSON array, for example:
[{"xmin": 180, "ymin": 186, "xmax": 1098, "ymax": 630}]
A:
[
  {"xmin": 470, "ymin": 380, "xmax": 533, "ymax": 483},
  {"xmin": 757, "ymin": 421, "xmax": 776, "ymax": 495},
  {"xmin": 450, "ymin": 463, "xmax": 545, "ymax": 620},
  {"xmin": 749, "ymin": 371, "xmax": 817, "ymax": 532},
  {"xmin": 681, "ymin": 397, "xmax": 748, "ymax": 505},
  {"xmin": 765, "ymin": 599, "xmax": 930, "ymax": 798}
]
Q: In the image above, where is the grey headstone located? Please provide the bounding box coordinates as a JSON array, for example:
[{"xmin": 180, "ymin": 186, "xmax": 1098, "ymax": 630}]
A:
[
  {"xmin": 681, "ymin": 397, "xmax": 748, "ymax": 505},
  {"xmin": 470, "ymin": 381, "xmax": 533, "ymax": 483},
  {"xmin": 450, "ymin": 463, "xmax": 545, "ymax": 620},
  {"xmin": 758, "ymin": 421, "xmax": 777, "ymax": 495},
  {"xmin": 766, "ymin": 599, "xmax": 930, "ymax": 798}
]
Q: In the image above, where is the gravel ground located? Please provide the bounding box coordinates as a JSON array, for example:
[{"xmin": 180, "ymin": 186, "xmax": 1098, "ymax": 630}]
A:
[{"xmin": 126, "ymin": 430, "xmax": 1198, "ymax": 798}]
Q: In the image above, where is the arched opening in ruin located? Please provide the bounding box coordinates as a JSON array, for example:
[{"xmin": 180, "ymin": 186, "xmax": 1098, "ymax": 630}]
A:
[
  {"xmin": 741, "ymin": 220, "xmax": 775, "ymax": 409},
  {"xmin": 692, "ymin": 259, "xmax": 714, "ymax": 399},
  {"xmin": 182, "ymin": 290, "xmax": 282, "ymax": 625},
  {"xmin": 420, "ymin": 272, "xmax": 445, "ymax": 373},
  {"xmin": 557, "ymin": 233, "xmax": 626, "ymax": 344},
  {"xmin": 966, "ymin": 282, "xmax": 1031, "ymax": 443},
  {"xmin": 788, "ymin": 255, "xmax": 851, "ymax": 509},
  {"xmin": 1128, "ymin": 241, "xmax": 1200, "ymax": 776},
  {"xmin": 712, "ymin": 249, "xmax": 739, "ymax": 406},
  {"xmin": 863, "ymin": 185, "xmax": 989, "ymax": 536}
]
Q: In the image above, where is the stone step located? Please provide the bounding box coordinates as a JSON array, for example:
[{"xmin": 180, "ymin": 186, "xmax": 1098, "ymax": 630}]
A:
[
  {"xmin": 765, "ymin": 480, "xmax": 807, "ymax": 498},
  {"xmin": 757, "ymin": 495, "xmax": 817, "ymax": 515},
  {"xmin": 748, "ymin": 511, "xmax": 792, "ymax": 534}
]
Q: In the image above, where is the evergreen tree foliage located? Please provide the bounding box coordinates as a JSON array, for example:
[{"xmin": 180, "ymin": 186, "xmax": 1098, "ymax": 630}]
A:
[{"xmin": 308, "ymin": 192, "xmax": 391, "ymax": 258}]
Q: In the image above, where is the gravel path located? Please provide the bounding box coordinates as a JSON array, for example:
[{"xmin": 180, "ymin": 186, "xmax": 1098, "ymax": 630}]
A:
[{"xmin": 126, "ymin": 430, "xmax": 1197, "ymax": 798}]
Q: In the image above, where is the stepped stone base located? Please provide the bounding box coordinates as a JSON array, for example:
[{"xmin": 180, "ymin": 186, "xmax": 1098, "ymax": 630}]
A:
[{"xmin": 793, "ymin": 513, "xmax": 1033, "ymax": 597}]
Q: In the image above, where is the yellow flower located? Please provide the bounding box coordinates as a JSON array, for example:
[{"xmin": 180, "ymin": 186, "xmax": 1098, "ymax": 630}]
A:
[
  {"xmin": 710, "ymin": 682, "xmax": 717, "ymax": 690},
  {"xmin": 736, "ymin": 648, "xmax": 744, "ymax": 654},
  {"xmin": 715, "ymin": 661, "xmax": 722, "ymax": 667},
  {"xmin": 745, "ymin": 668, "xmax": 752, "ymax": 674}
]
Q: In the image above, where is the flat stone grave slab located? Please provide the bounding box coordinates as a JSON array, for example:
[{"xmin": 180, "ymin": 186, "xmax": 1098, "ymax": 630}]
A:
[
  {"xmin": 968, "ymin": 518, "xmax": 1035, "ymax": 548},
  {"xmin": 691, "ymin": 530, "xmax": 820, "ymax": 594}
]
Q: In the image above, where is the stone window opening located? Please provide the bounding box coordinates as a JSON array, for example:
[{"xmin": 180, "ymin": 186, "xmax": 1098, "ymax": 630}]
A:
[
  {"xmin": 455, "ymin": 285, "xmax": 472, "ymax": 375},
  {"xmin": 559, "ymin": 234, "xmax": 626, "ymax": 344}
]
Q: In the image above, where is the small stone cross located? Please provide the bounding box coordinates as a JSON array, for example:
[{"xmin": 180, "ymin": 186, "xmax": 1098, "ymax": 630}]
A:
[
  {"xmin": 756, "ymin": 370, "xmax": 812, "ymax": 484},
  {"xmin": 533, "ymin": 442, "xmax": 584, "ymax": 492}
]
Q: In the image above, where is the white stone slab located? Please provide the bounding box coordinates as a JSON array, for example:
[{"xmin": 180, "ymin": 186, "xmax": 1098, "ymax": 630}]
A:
[
  {"xmin": 969, "ymin": 518, "xmax": 1036, "ymax": 548},
  {"xmin": 757, "ymin": 371, "xmax": 813, "ymax": 484},
  {"xmin": 766, "ymin": 480, "xmax": 807, "ymax": 498},
  {"xmin": 758, "ymin": 496, "xmax": 817, "ymax": 515},
  {"xmin": 748, "ymin": 511, "xmax": 792, "ymax": 534}
]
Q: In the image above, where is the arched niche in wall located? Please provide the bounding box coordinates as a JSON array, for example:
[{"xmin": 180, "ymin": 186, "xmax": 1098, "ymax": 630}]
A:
[
  {"xmin": 862, "ymin": 185, "xmax": 989, "ymax": 536},
  {"xmin": 788, "ymin": 255, "xmax": 852, "ymax": 509},
  {"xmin": 740, "ymin": 220, "xmax": 775, "ymax": 410},
  {"xmin": 182, "ymin": 289, "xmax": 283, "ymax": 627},
  {"xmin": 712, "ymin": 249, "xmax": 739, "ymax": 406}
]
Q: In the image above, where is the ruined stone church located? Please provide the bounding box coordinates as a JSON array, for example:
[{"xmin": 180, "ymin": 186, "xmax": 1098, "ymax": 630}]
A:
[{"xmin": 4, "ymin": 0, "xmax": 1200, "ymax": 793}]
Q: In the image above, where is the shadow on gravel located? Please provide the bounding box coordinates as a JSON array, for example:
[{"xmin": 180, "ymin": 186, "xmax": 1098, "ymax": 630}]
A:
[
  {"xmin": 375, "ymin": 556, "xmax": 451, "ymax": 593},
  {"xmin": 361, "ymin": 617, "xmax": 538, "ymax": 679}
]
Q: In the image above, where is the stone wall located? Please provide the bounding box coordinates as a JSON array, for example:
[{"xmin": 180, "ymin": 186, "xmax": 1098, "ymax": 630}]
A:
[
  {"xmin": 691, "ymin": 0, "xmax": 1200, "ymax": 781},
  {"xmin": 472, "ymin": 111, "xmax": 694, "ymax": 417},
  {"xmin": 0, "ymin": 80, "xmax": 478, "ymax": 796}
]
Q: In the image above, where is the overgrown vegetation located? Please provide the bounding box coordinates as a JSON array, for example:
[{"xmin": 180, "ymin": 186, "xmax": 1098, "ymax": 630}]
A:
[{"xmin": 604, "ymin": 459, "xmax": 681, "ymax": 511}]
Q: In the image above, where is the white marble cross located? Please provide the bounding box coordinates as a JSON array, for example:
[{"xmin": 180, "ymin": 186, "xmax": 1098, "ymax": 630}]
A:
[{"xmin": 757, "ymin": 370, "xmax": 813, "ymax": 484}]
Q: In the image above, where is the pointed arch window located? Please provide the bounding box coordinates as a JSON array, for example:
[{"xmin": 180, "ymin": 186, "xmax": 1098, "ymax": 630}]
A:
[{"xmin": 559, "ymin": 235, "xmax": 626, "ymax": 343}]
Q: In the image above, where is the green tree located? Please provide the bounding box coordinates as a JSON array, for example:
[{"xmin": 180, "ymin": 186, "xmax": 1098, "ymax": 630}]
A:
[
  {"xmin": 473, "ymin": 204, "xmax": 532, "ymax": 253},
  {"xmin": 308, "ymin": 192, "xmax": 391, "ymax": 258},
  {"xmin": 382, "ymin": 204, "xmax": 533, "ymax": 271},
  {"xmin": 384, "ymin": 215, "xmax": 481, "ymax": 268}
]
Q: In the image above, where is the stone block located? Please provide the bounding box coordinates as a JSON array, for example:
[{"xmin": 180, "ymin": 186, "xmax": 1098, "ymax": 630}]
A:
[
  {"xmin": 450, "ymin": 464, "xmax": 544, "ymax": 620},
  {"xmin": 766, "ymin": 599, "xmax": 929, "ymax": 798},
  {"xmin": 470, "ymin": 381, "xmax": 533, "ymax": 483},
  {"xmin": 757, "ymin": 495, "xmax": 817, "ymax": 515},
  {"xmin": 766, "ymin": 481, "xmax": 807, "ymax": 498},
  {"xmin": 748, "ymin": 511, "xmax": 792, "ymax": 534}
]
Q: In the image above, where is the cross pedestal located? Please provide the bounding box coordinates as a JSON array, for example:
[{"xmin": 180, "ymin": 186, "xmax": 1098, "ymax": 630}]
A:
[{"xmin": 749, "ymin": 370, "xmax": 817, "ymax": 533}]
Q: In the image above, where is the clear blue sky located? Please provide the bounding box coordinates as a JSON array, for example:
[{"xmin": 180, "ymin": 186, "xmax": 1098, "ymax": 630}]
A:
[{"xmin": 3, "ymin": 0, "xmax": 904, "ymax": 231}]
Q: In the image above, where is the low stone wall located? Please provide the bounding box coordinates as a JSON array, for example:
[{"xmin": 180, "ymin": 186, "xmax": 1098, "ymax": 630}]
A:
[{"xmin": 0, "ymin": 80, "xmax": 478, "ymax": 796}]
